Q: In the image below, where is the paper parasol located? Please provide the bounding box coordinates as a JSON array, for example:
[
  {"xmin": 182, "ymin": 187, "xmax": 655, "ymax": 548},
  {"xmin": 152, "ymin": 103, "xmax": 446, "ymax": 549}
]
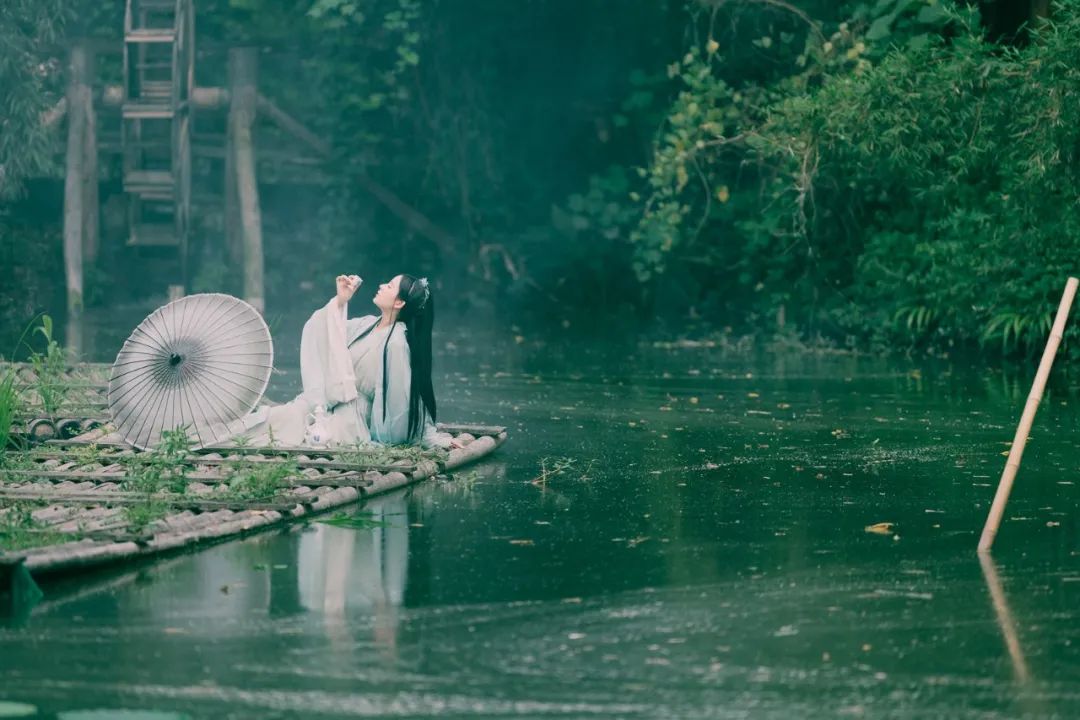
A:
[{"xmin": 108, "ymin": 293, "xmax": 273, "ymax": 449}]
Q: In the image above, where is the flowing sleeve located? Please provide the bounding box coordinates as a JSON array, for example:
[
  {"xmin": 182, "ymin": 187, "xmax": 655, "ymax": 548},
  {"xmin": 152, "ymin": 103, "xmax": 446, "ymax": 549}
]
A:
[
  {"xmin": 370, "ymin": 328, "xmax": 412, "ymax": 444},
  {"xmin": 299, "ymin": 297, "xmax": 358, "ymax": 410}
]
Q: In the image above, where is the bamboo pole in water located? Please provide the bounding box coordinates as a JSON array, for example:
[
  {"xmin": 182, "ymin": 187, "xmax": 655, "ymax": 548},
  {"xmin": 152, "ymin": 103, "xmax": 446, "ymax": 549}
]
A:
[
  {"xmin": 977, "ymin": 552, "xmax": 1030, "ymax": 683},
  {"xmin": 978, "ymin": 276, "xmax": 1079, "ymax": 552}
]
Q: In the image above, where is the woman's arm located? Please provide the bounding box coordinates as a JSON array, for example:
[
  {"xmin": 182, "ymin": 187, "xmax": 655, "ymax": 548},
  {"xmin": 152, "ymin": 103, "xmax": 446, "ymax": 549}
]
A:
[{"xmin": 300, "ymin": 292, "xmax": 359, "ymax": 410}]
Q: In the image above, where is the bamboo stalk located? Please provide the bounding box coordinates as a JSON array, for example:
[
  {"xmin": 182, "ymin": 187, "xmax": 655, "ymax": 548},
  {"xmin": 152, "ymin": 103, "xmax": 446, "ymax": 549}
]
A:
[{"xmin": 978, "ymin": 276, "xmax": 1079, "ymax": 552}]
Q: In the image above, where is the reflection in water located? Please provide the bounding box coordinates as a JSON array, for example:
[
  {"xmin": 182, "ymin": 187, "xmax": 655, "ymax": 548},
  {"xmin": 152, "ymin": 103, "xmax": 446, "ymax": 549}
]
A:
[
  {"xmin": 298, "ymin": 494, "xmax": 408, "ymax": 662},
  {"xmin": 979, "ymin": 553, "xmax": 1030, "ymax": 684}
]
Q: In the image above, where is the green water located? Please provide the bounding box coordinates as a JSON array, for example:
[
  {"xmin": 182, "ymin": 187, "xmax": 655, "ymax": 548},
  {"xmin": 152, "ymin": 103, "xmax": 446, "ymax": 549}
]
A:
[{"xmin": 2, "ymin": 338, "xmax": 1079, "ymax": 718}]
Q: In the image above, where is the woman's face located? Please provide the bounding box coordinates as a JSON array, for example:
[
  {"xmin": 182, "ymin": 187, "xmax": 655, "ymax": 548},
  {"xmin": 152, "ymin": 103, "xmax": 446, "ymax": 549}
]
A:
[{"xmin": 373, "ymin": 275, "xmax": 404, "ymax": 312}]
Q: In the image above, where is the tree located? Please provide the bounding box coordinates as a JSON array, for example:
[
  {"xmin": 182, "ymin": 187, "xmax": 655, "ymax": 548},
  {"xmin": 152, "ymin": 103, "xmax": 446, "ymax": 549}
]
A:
[{"xmin": 0, "ymin": 0, "xmax": 69, "ymax": 200}]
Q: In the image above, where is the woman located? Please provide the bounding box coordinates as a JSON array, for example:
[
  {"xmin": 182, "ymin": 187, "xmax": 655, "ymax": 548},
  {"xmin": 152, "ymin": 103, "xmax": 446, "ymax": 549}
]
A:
[{"xmin": 238, "ymin": 274, "xmax": 454, "ymax": 449}]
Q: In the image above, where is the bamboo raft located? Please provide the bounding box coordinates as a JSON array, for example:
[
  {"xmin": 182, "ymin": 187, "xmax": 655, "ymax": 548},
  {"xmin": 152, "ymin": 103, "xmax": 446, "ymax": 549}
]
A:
[
  {"xmin": 4, "ymin": 362, "xmax": 113, "ymax": 444},
  {"xmin": 1, "ymin": 362, "xmax": 506, "ymax": 590}
]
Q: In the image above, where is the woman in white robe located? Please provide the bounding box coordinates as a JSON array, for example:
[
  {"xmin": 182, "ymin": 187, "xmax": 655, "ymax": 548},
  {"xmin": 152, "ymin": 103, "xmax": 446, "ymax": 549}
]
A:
[{"xmin": 238, "ymin": 274, "xmax": 453, "ymax": 449}]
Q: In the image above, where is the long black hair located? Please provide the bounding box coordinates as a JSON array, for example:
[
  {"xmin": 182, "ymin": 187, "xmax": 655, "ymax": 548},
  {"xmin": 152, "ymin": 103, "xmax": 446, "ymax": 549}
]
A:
[{"xmin": 382, "ymin": 274, "xmax": 436, "ymax": 440}]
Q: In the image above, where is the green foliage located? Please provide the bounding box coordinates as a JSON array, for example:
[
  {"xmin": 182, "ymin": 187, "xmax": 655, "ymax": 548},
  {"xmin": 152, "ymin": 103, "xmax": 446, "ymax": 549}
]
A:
[
  {"xmin": 0, "ymin": 366, "xmax": 21, "ymax": 452},
  {"xmin": 25, "ymin": 315, "xmax": 68, "ymax": 419},
  {"xmin": 120, "ymin": 429, "xmax": 191, "ymax": 531},
  {"xmin": 0, "ymin": 1, "xmax": 69, "ymax": 200},
  {"xmin": 5, "ymin": 0, "xmax": 1074, "ymax": 358},
  {"xmin": 317, "ymin": 510, "xmax": 392, "ymax": 528},
  {"xmin": 124, "ymin": 428, "xmax": 192, "ymax": 496},
  {"xmin": 0, "ymin": 501, "xmax": 61, "ymax": 552},
  {"xmin": 122, "ymin": 498, "xmax": 169, "ymax": 534},
  {"xmin": 600, "ymin": 0, "xmax": 1080, "ymax": 353},
  {"xmin": 224, "ymin": 456, "xmax": 299, "ymax": 500}
]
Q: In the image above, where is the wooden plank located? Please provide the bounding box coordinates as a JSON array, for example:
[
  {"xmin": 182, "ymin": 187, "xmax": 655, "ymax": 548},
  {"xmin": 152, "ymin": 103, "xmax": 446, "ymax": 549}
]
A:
[
  {"xmin": 0, "ymin": 488, "xmax": 299, "ymax": 512},
  {"xmin": 1, "ymin": 468, "xmax": 373, "ymax": 489},
  {"xmin": 18, "ymin": 451, "xmax": 417, "ymax": 474},
  {"xmin": 437, "ymin": 422, "xmax": 507, "ymax": 436},
  {"xmin": 121, "ymin": 102, "xmax": 175, "ymax": 119},
  {"xmin": 125, "ymin": 29, "xmax": 176, "ymax": 43}
]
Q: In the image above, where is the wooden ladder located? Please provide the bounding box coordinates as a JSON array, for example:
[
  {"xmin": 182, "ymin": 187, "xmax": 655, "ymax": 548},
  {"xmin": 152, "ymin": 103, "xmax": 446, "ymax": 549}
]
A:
[{"xmin": 121, "ymin": 0, "xmax": 194, "ymax": 273}]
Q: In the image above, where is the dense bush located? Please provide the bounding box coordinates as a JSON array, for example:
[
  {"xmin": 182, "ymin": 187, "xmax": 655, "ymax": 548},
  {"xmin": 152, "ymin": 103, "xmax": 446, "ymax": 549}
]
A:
[{"xmin": 606, "ymin": 0, "xmax": 1080, "ymax": 352}]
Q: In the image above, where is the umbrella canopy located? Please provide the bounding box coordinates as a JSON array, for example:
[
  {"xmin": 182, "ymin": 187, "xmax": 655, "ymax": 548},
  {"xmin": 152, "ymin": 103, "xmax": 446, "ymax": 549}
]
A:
[{"xmin": 108, "ymin": 293, "xmax": 274, "ymax": 450}]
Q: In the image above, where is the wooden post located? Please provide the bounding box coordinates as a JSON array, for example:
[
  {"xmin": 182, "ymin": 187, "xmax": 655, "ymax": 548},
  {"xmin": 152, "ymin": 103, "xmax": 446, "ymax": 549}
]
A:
[
  {"xmin": 82, "ymin": 50, "xmax": 99, "ymax": 266},
  {"xmin": 978, "ymin": 277, "xmax": 1079, "ymax": 552},
  {"xmin": 224, "ymin": 118, "xmax": 241, "ymax": 268},
  {"xmin": 228, "ymin": 48, "xmax": 264, "ymax": 314},
  {"xmin": 63, "ymin": 45, "xmax": 89, "ymax": 357}
]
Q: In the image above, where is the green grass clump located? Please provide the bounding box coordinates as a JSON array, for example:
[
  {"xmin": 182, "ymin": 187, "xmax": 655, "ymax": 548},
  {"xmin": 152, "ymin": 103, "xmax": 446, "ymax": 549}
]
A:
[{"xmin": 0, "ymin": 364, "xmax": 21, "ymax": 452}]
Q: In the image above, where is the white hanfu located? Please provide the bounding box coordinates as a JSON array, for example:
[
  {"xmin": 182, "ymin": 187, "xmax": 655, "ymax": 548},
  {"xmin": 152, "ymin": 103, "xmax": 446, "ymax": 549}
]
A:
[{"xmin": 237, "ymin": 297, "xmax": 451, "ymax": 449}]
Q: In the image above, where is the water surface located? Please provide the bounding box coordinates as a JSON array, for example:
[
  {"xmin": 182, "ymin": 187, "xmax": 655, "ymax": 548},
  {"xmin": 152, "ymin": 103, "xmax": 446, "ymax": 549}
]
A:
[{"xmin": 3, "ymin": 335, "xmax": 1079, "ymax": 718}]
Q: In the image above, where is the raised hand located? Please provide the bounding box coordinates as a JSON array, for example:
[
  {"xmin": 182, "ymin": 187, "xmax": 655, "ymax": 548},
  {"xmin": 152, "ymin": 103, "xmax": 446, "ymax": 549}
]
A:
[{"xmin": 335, "ymin": 274, "xmax": 362, "ymax": 306}]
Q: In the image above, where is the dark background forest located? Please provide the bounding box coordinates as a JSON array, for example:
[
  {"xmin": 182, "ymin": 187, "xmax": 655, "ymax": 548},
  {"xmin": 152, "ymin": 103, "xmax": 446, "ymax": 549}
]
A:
[{"xmin": 1, "ymin": 0, "xmax": 1076, "ymax": 356}]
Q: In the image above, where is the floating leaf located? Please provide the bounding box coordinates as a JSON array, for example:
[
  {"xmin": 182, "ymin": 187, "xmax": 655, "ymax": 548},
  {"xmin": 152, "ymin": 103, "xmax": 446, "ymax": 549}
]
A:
[{"xmin": 318, "ymin": 512, "xmax": 389, "ymax": 529}]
